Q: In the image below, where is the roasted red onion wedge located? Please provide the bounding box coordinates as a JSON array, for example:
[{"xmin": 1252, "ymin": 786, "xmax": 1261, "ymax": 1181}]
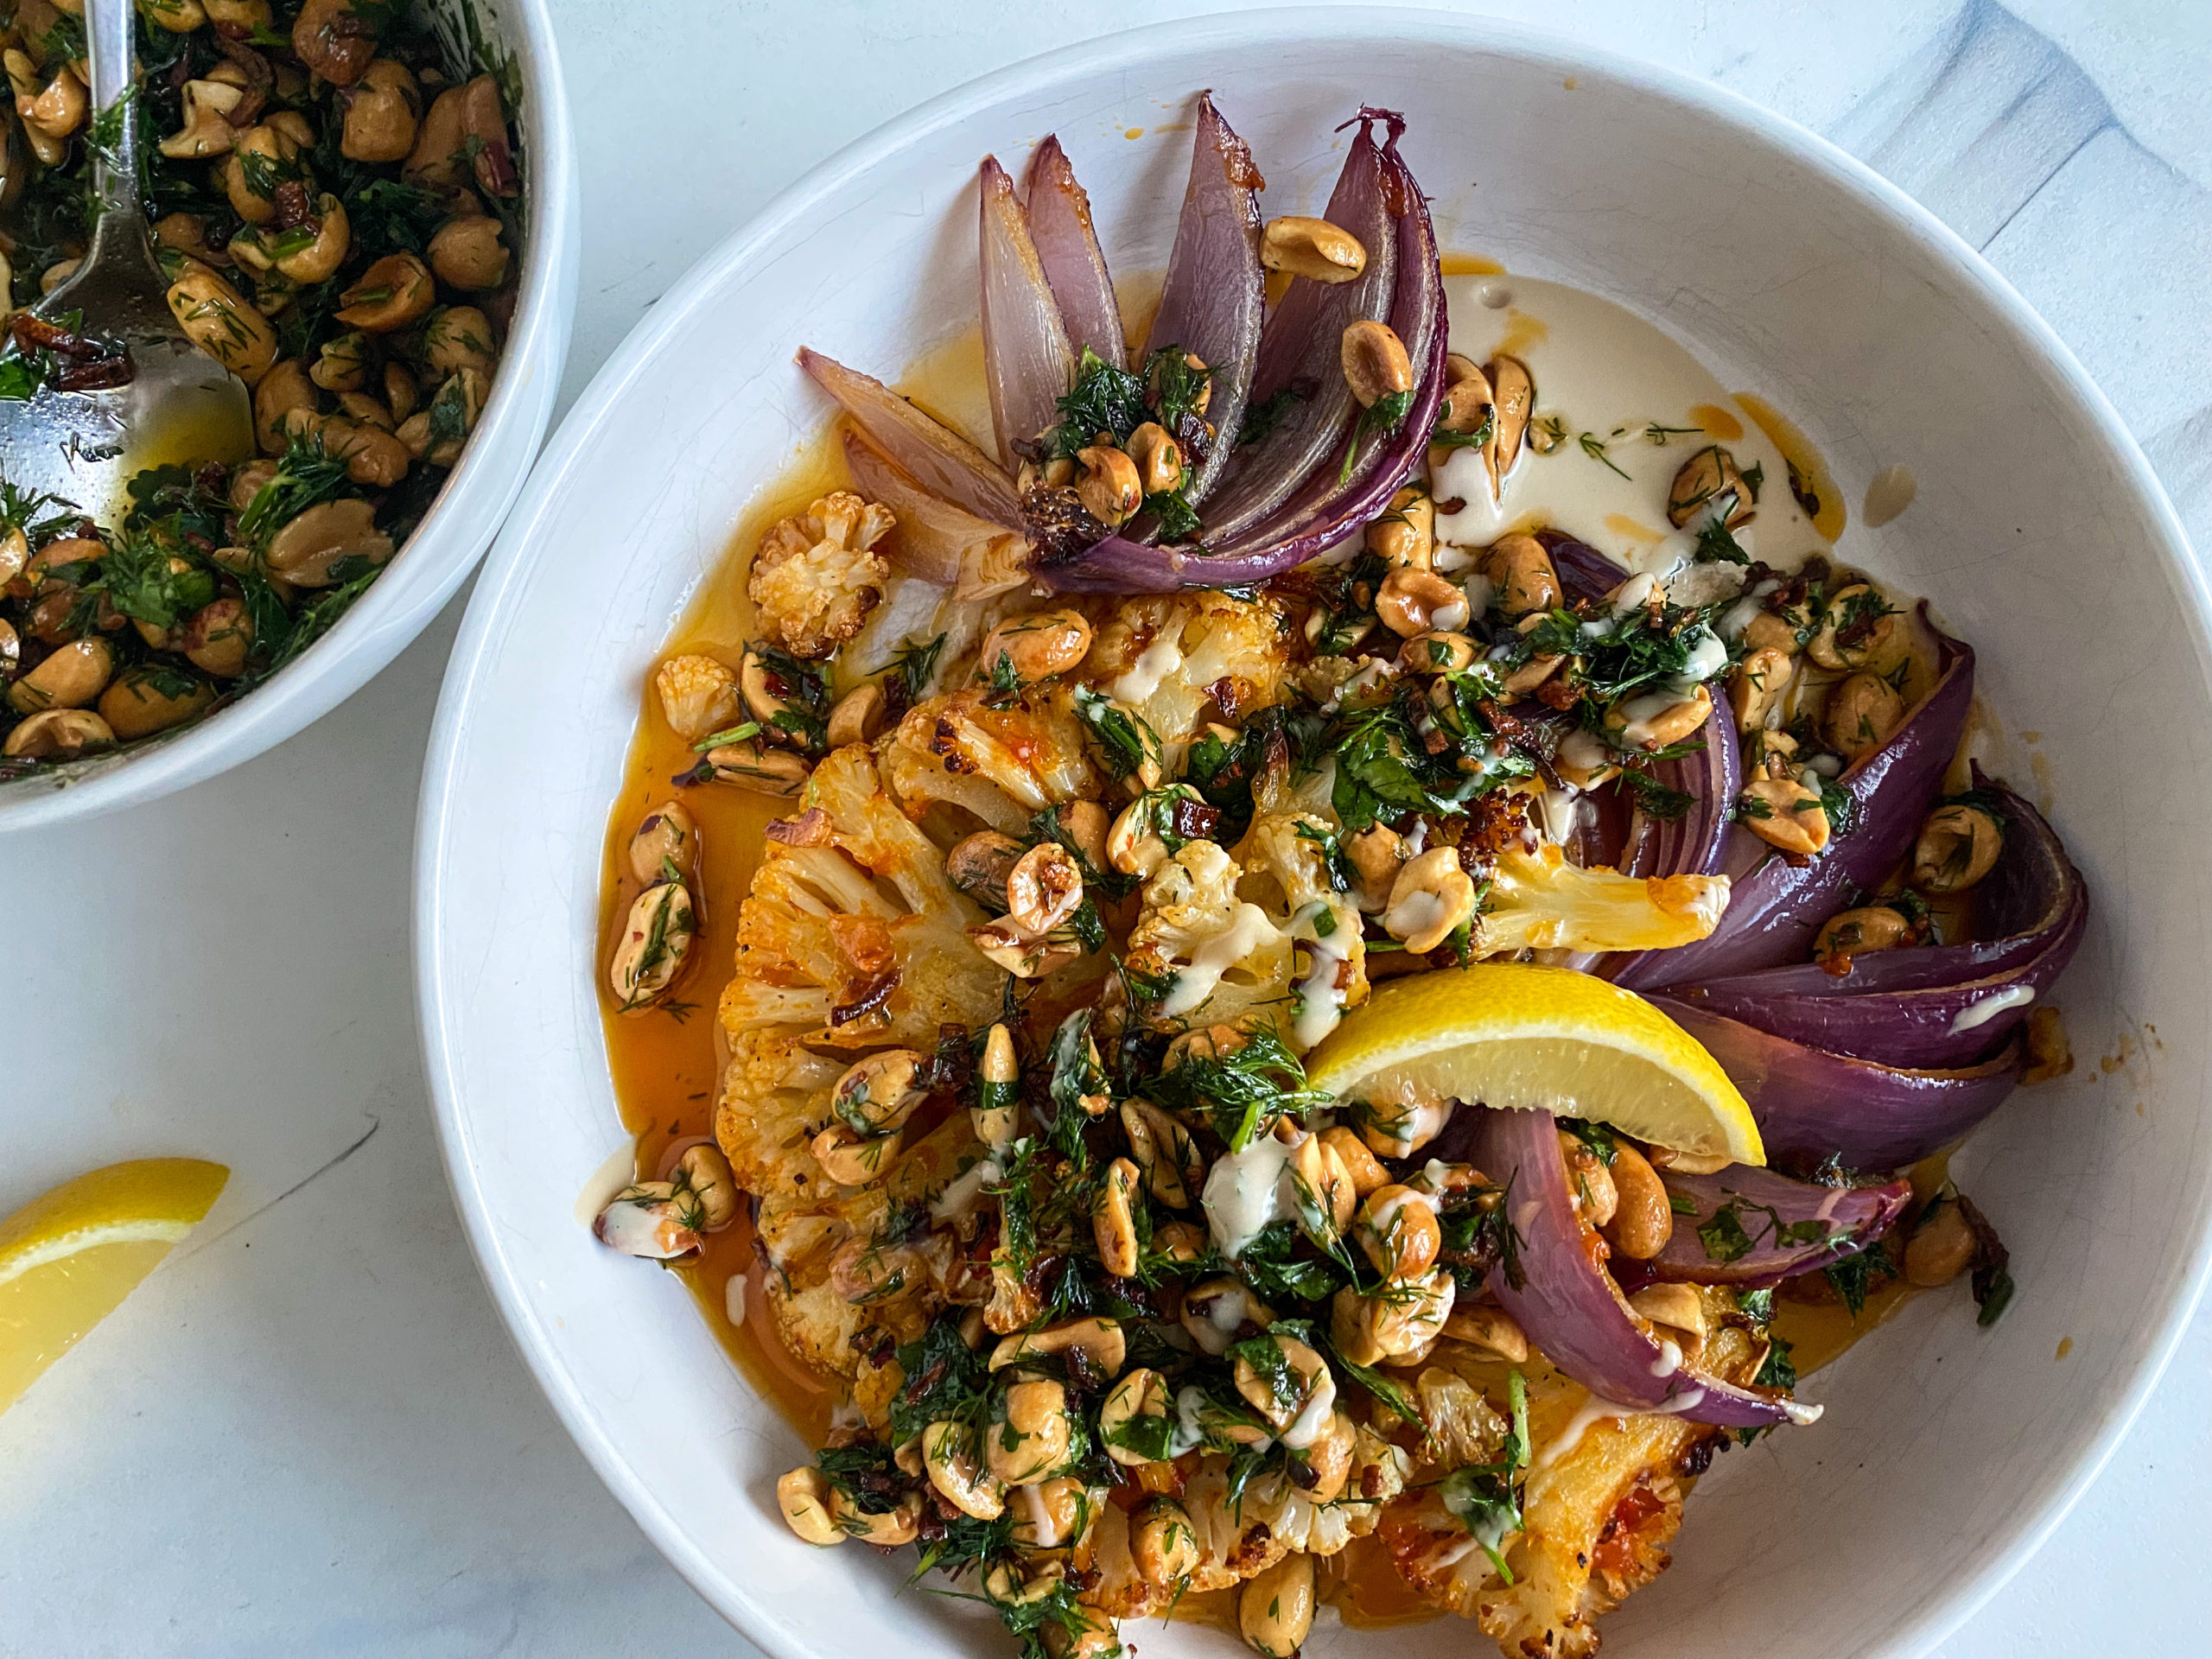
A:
[
  {"xmin": 1617, "ymin": 611, "xmax": 1975, "ymax": 988},
  {"xmin": 1025, "ymin": 136, "xmax": 1127, "ymax": 372},
  {"xmin": 979, "ymin": 155, "xmax": 1078, "ymax": 471},
  {"xmin": 1648, "ymin": 1164, "xmax": 1911, "ymax": 1287},
  {"xmin": 842, "ymin": 429, "xmax": 1030, "ymax": 598},
  {"xmin": 1469, "ymin": 1105, "xmax": 1808, "ymax": 1431},
  {"xmin": 1141, "ymin": 92, "xmax": 1265, "ymax": 505},
  {"xmin": 1197, "ymin": 113, "xmax": 1400, "ymax": 544},
  {"xmin": 1211, "ymin": 116, "xmax": 1446, "ymax": 556},
  {"xmin": 1540, "ymin": 530, "xmax": 1632, "ymax": 604},
  {"xmin": 1040, "ymin": 111, "xmax": 1445, "ymax": 594},
  {"xmin": 1665, "ymin": 779, "xmax": 2085, "ymax": 1069},
  {"xmin": 798, "ymin": 348, "xmax": 1023, "ymax": 529},
  {"xmin": 1651, "ymin": 996, "xmax": 2025, "ymax": 1173}
]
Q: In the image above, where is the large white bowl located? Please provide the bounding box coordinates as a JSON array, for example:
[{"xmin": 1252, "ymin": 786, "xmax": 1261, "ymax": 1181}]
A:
[
  {"xmin": 0, "ymin": 0, "xmax": 578, "ymax": 833},
  {"xmin": 416, "ymin": 12, "xmax": 2210, "ymax": 1659}
]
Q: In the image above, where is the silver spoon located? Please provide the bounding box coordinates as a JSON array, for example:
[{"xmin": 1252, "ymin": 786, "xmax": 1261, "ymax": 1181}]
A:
[{"xmin": 0, "ymin": 0, "xmax": 252, "ymax": 522}]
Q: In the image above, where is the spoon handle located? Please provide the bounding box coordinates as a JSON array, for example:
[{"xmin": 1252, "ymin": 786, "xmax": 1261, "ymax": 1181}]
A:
[{"xmin": 82, "ymin": 0, "xmax": 141, "ymax": 220}]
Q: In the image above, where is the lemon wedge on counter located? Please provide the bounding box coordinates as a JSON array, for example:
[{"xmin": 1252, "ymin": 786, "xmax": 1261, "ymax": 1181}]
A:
[
  {"xmin": 1303, "ymin": 963, "xmax": 1764, "ymax": 1165},
  {"xmin": 0, "ymin": 1158, "xmax": 229, "ymax": 1414}
]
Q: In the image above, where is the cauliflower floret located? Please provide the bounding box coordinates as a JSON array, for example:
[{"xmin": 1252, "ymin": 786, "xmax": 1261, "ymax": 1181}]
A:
[
  {"xmin": 718, "ymin": 745, "xmax": 1001, "ymax": 1048},
  {"xmin": 715, "ymin": 752, "xmax": 1005, "ymax": 1387},
  {"xmin": 882, "ymin": 685, "xmax": 1097, "ymax": 835},
  {"xmin": 747, "ymin": 491, "xmax": 895, "ymax": 659},
  {"xmin": 1475, "ymin": 844, "xmax": 1728, "ymax": 957},
  {"xmin": 1246, "ymin": 1422, "xmax": 1411, "ymax": 1555},
  {"xmin": 757, "ymin": 1113, "xmax": 982, "ymax": 1382},
  {"xmin": 1237, "ymin": 809, "xmax": 1370, "ymax": 1046},
  {"xmin": 653, "ymin": 652, "xmax": 741, "ymax": 741},
  {"xmin": 1378, "ymin": 1413, "xmax": 1694, "ymax": 1659},
  {"xmin": 713, "ymin": 1028, "xmax": 847, "ymax": 1197},
  {"xmin": 1083, "ymin": 1455, "xmax": 1294, "ymax": 1620},
  {"xmin": 1124, "ymin": 839, "xmax": 1294, "ymax": 1028},
  {"xmin": 1376, "ymin": 1334, "xmax": 1758, "ymax": 1659},
  {"xmin": 1083, "ymin": 591, "xmax": 1287, "ymax": 774},
  {"xmin": 1124, "ymin": 821, "xmax": 1368, "ymax": 1047}
]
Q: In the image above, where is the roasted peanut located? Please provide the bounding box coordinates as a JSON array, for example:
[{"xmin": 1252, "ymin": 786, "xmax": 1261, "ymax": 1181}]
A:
[
  {"xmin": 1824, "ymin": 671, "xmax": 1904, "ymax": 760},
  {"xmin": 1480, "ymin": 533, "xmax": 1560, "ymax": 618},
  {"xmin": 978, "ymin": 607, "xmax": 1093, "ymax": 685},
  {"xmin": 1669, "ymin": 445, "xmax": 1755, "ymax": 528},
  {"xmin": 1912, "ymin": 803, "xmax": 2004, "ymax": 893},
  {"xmin": 1341, "ymin": 319, "xmax": 1412, "ymax": 408},
  {"xmin": 1075, "ymin": 445, "xmax": 1141, "ymax": 527},
  {"xmin": 1261, "ymin": 215, "xmax": 1367, "ymax": 283},
  {"xmin": 1605, "ymin": 1141, "xmax": 1674, "ymax": 1260}
]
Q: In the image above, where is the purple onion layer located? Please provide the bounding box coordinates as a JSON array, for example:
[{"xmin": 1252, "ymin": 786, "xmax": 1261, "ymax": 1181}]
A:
[
  {"xmin": 1469, "ymin": 1105, "xmax": 1801, "ymax": 1430},
  {"xmin": 1617, "ymin": 612, "xmax": 1976, "ymax": 988},
  {"xmin": 1024, "ymin": 136, "xmax": 1127, "ymax": 373},
  {"xmin": 1141, "ymin": 93, "xmax": 1265, "ymax": 505},
  {"xmin": 1650, "ymin": 996, "xmax": 2024, "ymax": 1173},
  {"xmin": 1649, "ymin": 1163, "xmax": 1911, "ymax": 1287}
]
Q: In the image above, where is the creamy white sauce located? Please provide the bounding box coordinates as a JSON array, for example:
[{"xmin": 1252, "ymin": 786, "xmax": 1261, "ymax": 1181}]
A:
[
  {"xmin": 1863, "ymin": 462, "xmax": 1917, "ymax": 528},
  {"xmin": 1113, "ymin": 633, "xmax": 1185, "ymax": 704},
  {"xmin": 574, "ymin": 1145, "xmax": 640, "ymax": 1229},
  {"xmin": 1951, "ymin": 984, "xmax": 2036, "ymax": 1033},
  {"xmin": 1432, "ymin": 447, "xmax": 1512, "ymax": 544},
  {"xmin": 1202, "ymin": 1136, "xmax": 1300, "ymax": 1259},
  {"xmin": 1160, "ymin": 902, "xmax": 1283, "ymax": 1019},
  {"xmin": 1293, "ymin": 944, "xmax": 1350, "ymax": 1049},
  {"xmin": 1535, "ymin": 785, "xmax": 1587, "ymax": 845},
  {"xmin": 1437, "ymin": 276, "xmax": 1831, "ymax": 575},
  {"xmin": 1014, "ymin": 1483, "xmax": 1065, "ymax": 1547},
  {"xmin": 1169, "ymin": 1386, "xmax": 1210, "ymax": 1456},
  {"xmin": 1720, "ymin": 579, "xmax": 1782, "ymax": 639},
  {"xmin": 931, "ymin": 1156, "xmax": 1002, "ymax": 1226},
  {"xmin": 1532, "ymin": 1385, "xmax": 1713, "ymax": 1484},
  {"xmin": 1557, "ymin": 730, "xmax": 1609, "ymax": 772},
  {"xmin": 1432, "ymin": 596, "xmax": 1471, "ymax": 632},
  {"xmin": 1649, "ymin": 1338, "xmax": 1683, "ymax": 1379},
  {"xmin": 1677, "ymin": 627, "xmax": 1728, "ymax": 683},
  {"xmin": 1281, "ymin": 1370, "xmax": 1339, "ymax": 1451},
  {"xmin": 1617, "ymin": 690, "xmax": 1685, "ymax": 748},
  {"xmin": 1383, "ymin": 887, "xmax": 1450, "ymax": 944}
]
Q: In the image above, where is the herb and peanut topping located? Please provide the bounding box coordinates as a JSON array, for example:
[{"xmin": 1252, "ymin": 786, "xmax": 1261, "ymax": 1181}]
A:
[{"xmin": 0, "ymin": 0, "xmax": 521, "ymax": 770}]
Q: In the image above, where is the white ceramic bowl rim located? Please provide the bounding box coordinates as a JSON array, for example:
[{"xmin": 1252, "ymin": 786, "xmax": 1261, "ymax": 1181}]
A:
[
  {"xmin": 0, "ymin": 0, "xmax": 581, "ymax": 834},
  {"xmin": 417, "ymin": 10, "xmax": 2211, "ymax": 1658}
]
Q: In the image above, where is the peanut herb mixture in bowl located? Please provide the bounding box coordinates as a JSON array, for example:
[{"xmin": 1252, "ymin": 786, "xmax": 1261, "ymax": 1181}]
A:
[
  {"xmin": 0, "ymin": 0, "xmax": 519, "ymax": 771},
  {"xmin": 590, "ymin": 100, "xmax": 2086, "ymax": 1659}
]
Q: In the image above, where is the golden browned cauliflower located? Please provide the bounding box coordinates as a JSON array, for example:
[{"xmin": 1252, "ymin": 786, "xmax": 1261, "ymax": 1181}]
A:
[
  {"xmin": 1475, "ymin": 842, "xmax": 1729, "ymax": 957},
  {"xmin": 714, "ymin": 749, "xmax": 1003, "ymax": 1394},
  {"xmin": 1081, "ymin": 590, "xmax": 1288, "ymax": 774},
  {"xmin": 1083, "ymin": 1456, "xmax": 1295, "ymax": 1619},
  {"xmin": 753, "ymin": 1112, "xmax": 982, "ymax": 1387},
  {"xmin": 881, "ymin": 685, "xmax": 1097, "ymax": 836},
  {"xmin": 747, "ymin": 491, "xmax": 896, "ymax": 659},
  {"xmin": 1124, "ymin": 839, "xmax": 1293, "ymax": 1028},
  {"xmin": 1123, "ymin": 823, "xmax": 1365, "ymax": 1048},
  {"xmin": 1376, "ymin": 1326, "xmax": 1752, "ymax": 1659},
  {"xmin": 717, "ymin": 744, "xmax": 1001, "ymax": 1049},
  {"xmin": 654, "ymin": 652, "xmax": 741, "ymax": 741}
]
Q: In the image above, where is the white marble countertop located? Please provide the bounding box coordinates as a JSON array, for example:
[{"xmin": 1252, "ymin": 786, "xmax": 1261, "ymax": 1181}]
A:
[{"xmin": 4, "ymin": 1, "xmax": 2208, "ymax": 1652}]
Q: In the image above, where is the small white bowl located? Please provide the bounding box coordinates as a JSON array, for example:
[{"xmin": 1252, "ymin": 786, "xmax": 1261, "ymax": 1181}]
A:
[
  {"xmin": 0, "ymin": 0, "xmax": 578, "ymax": 834},
  {"xmin": 417, "ymin": 11, "xmax": 2210, "ymax": 1659}
]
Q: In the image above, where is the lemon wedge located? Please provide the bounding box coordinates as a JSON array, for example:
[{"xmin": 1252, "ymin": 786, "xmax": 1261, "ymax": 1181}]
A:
[
  {"xmin": 1303, "ymin": 963, "xmax": 1764, "ymax": 1165},
  {"xmin": 0, "ymin": 1158, "xmax": 229, "ymax": 1414}
]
